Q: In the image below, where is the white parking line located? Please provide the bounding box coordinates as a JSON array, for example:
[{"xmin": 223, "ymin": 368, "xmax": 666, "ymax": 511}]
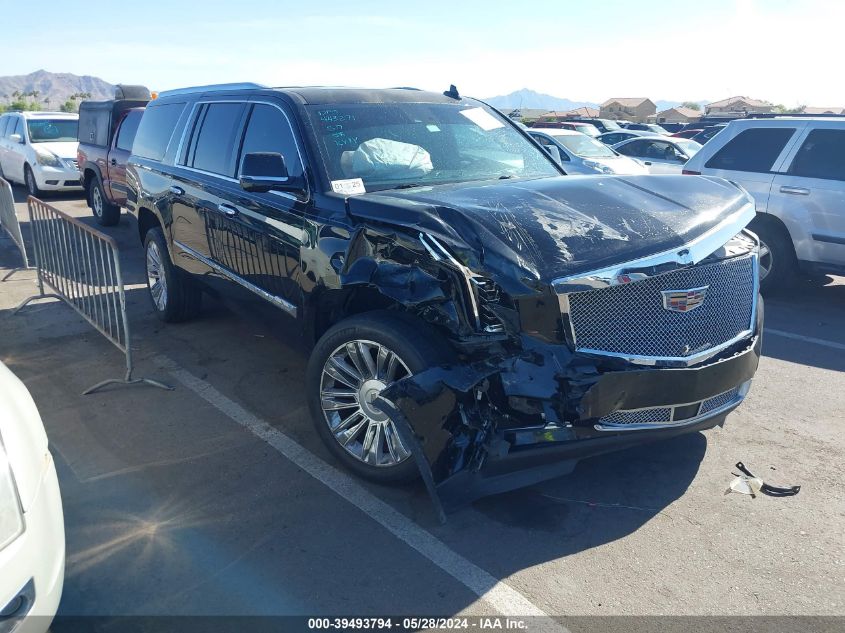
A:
[
  {"xmin": 765, "ymin": 328, "xmax": 845, "ymax": 352},
  {"xmin": 155, "ymin": 355, "xmax": 566, "ymax": 629}
]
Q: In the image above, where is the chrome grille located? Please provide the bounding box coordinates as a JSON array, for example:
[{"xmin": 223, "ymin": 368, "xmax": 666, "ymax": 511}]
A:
[
  {"xmin": 566, "ymin": 255, "xmax": 755, "ymax": 361},
  {"xmin": 597, "ymin": 385, "xmax": 745, "ymax": 430}
]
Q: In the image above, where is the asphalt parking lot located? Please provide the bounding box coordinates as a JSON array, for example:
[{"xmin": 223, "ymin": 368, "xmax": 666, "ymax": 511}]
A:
[{"xmin": 1, "ymin": 188, "xmax": 844, "ymax": 625}]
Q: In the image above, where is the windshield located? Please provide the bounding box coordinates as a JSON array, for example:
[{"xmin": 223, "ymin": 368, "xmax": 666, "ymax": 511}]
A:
[
  {"xmin": 305, "ymin": 103, "xmax": 560, "ymax": 192},
  {"xmin": 649, "ymin": 125, "xmax": 669, "ymax": 135},
  {"xmin": 601, "ymin": 120, "xmax": 622, "ymax": 130},
  {"xmin": 676, "ymin": 139, "xmax": 703, "ymax": 156},
  {"xmin": 553, "ymin": 133, "xmax": 616, "ymax": 158},
  {"xmin": 573, "ymin": 124, "xmax": 600, "ymax": 137},
  {"xmin": 26, "ymin": 118, "xmax": 78, "ymax": 143}
]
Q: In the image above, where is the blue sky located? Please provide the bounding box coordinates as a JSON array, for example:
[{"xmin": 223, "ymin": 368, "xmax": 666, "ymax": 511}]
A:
[{"xmin": 2, "ymin": 0, "xmax": 841, "ymax": 106}]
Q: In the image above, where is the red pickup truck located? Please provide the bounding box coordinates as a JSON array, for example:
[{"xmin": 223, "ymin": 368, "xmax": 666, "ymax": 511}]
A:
[{"xmin": 77, "ymin": 85, "xmax": 150, "ymax": 225}]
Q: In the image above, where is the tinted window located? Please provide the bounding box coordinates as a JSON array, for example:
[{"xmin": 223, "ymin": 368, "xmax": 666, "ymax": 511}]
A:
[
  {"xmin": 238, "ymin": 104, "xmax": 303, "ymax": 177},
  {"xmin": 133, "ymin": 102, "xmax": 185, "ymax": 161},
  {"xmin": 189, "ymin": 103, "xmax": 246, "ymax": 176},
  {"xmin": 705, "ymin": 127, "xmax": 795, "ymax": 173},
  {"xmin": 616, "ymin": 140, "xmax": 649, "ymax": 156},
  {"xmin": 788, "ymin": 129, "xmax": 845, "ymax": 181},
  {"xmin": 0, "ymin": 116, "xmax": 8, "ymax": 137},
  {"xmin": 115, "ymin": 110, "xmax": 143, "ymax": 152}
]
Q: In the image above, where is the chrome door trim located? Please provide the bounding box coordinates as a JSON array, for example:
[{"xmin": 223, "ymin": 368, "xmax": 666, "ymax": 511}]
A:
[{"xmin": 173, "ymin": 239, "xmax": 297, "ymax": 317}]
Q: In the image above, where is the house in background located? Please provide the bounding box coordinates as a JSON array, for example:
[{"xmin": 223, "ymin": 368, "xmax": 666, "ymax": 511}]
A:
[
  {"xmin": 561, "ymin": 106, "xmax": 600, "ymax": 118},
  {"xmin": 800, "ymin": 106, "xmax": 845, "ymax": 115},
  {"xmin": 705, "ymin": 96, "xmax": 773, "ymax": 116},
  {"xmin": 654, "ymin": 106, "xmax": 702, "ymax": 124},
  {"xmin": 599, "ymin": 98, "xmax": 656, "ymax": 122}
]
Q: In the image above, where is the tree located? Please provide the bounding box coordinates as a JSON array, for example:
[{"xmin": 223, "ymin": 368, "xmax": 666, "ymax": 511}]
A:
[
  {"xmin": 773, "ymin": 104, "xmax": 804, "ymax": 114},
  {"xmin": 681, "ymin": 101, "xmax": 702, "ymax": 111},
  {"xmin": 60, "ymin": 100, "xmax": 78, "ymax": 113}
]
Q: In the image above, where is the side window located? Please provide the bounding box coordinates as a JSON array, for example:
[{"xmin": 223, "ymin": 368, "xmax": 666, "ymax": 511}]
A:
[
  {"xmin": 0, "ymin": 116, "xmax": 8, "ymax": 137},
  {"xmin": 237, "ymin": 104, "xmax": 303, "ymax": 177},
  {"xmin": 115, "ymin": 110, "xmax": 143, "ymax": 152},
  {"xmin": 531, "ymin": 134, "xmax": 569, "ymax": 161},
  {"xmin": 705, "ymin": 127, "xmax": 795, "ymax": 173},
  {"xmin": 189, "ymin": 102, "xmax": 246, "ymax": 176},
  {"xmin": 12, "ymin": 118, "xmax": 23, "ymax": 139},
  {"xmin": 788, "ymin": 129, "xmax": 845, "ymax": 182},
  {"xmin": 133, "ymin": 103, "xmax": 186, "ymax": 161},
  {"xmin": 617, "ymin": 140, "xmax": 647, "ymax": 156}
]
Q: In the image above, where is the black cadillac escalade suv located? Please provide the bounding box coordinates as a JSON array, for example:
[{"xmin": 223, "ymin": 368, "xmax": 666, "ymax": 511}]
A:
[{"xmin": 126, "ymin": 83, "xmax": 762, "ymax": 506}]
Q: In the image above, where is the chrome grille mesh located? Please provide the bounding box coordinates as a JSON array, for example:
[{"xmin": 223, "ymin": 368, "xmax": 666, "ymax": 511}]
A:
[
  {"xmin": 566, "ymin": 256, "xmax": 755, "ymax": 360},
  {"xmin": 598, "ymin": 386, "xmax": 744, "ymax": 429}
]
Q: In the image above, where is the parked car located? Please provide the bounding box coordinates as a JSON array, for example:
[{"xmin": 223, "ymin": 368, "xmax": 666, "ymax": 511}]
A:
[
  {"xmin": 78, "ymin": 85, "xmax": 151, "ymax": 225},
  {"xmin": 531, "ymin": 121, "xmax": 601, "ymax": 137},
  {"xmin": 671, "ymin": 128, "xmax": 704, "ymax": 139},
  {"xmin": 691, "ymin": 124, "xmax": 727, "ymax": 144},
  {"xmin": 683, "ymin": 117, "xmax": 845, "ymax": 291},
  {"xmin": 0, "ymin": 111, "xmax": 82, "ymax": 196},
  {"xmin": 625, "ymin": 123, "xmax": 671, "ymax": 135},
  {"xmin": 596, "ymin": 130, "xmax": 650, "ymax": 145},
  {"xmin": 612, "ymin": 136, "xmax": 703, "ymax": 173},
  {"xmin": 565, "ymin": 118, "xmax": 622, "ymax": 134},
  {"xmin": 0, "ymin": 361, "xmax": 64, "ymax": 632},
  {"xmin": 528, "ymin": 128, "xmax": 648, "ymax": 175},
  {"xmin": 126, "ymin": 83, "xmax": 762, "ymax": 503}
]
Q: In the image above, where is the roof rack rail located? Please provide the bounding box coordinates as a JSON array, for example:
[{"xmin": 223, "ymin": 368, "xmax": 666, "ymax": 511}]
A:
[{"xmin": 157, "ymin": 82, "xmax": 268, "ymax": 97}]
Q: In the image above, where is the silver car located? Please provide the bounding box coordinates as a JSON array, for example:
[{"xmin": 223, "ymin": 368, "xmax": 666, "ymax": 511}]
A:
[
  {"xmin": 683, "ymin": 117, "xmax": 845, "ymax": 291},
  {"xmin": 529, "ymin": 128, "xmax": 648, "ymax": 175},
  {"xmin": 611, "ymin": 136, "xmax": 703, "ymax": 174}
]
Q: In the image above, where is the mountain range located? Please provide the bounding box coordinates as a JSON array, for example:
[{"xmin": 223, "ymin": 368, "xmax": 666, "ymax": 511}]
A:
[
  {"xmin": 0, "ymin": 70, "xmax": 115, "ymax": 107},
  {"xmin": 484, "ymin": 89, "xmax": 709, "ymax": 113}
]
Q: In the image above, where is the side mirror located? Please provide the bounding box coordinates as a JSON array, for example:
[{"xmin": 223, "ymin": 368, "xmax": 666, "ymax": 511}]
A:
[
  {"xmin": 239, "ymin": 152, "xmax": 305, "ymax": 194},
  {"xmin": 543, "ymin": 144, "xmax": 563, "ymax": 164},
  {"xmin": 9, "ymin": 133, "xmax": 23, "ymax": 144}
]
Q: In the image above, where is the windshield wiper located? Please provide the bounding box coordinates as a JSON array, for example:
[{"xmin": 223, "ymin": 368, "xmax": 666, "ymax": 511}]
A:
[
  {"xmin": 498, "ymin": 174, "xmax": 515, "ymax": 179},
  {"xmin": 391, "ymin": 183, "xmax": 424, "ymax": 190}
]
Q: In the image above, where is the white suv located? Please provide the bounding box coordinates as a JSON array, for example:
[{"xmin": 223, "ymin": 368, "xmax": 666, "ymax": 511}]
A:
[
  {"xmin": 0, "ymin": 111, "xmax": 82, "ymax": 196},
  {"xmin": 683, "ymin": 117, "xmax": 845, "ymax": 291}
]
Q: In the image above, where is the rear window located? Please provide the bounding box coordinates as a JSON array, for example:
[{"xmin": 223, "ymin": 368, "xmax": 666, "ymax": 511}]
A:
[
  {"xmin": 186, "ymin": 102, "xmax": 246, "ymax": 176},
  {"xmin": 133, "ymin": 102, "xmax": 185, "ymax": 161},
  {"xmin": 116, "ymin": 110, "xmax": 143, "ymax": 152},
  {"xmin": 788, "ymin": 129, "xmax": 845, "ymax": 181},
  {"xmin": 705, "ymin": 127, "xmax": 795, "ymax": 173}
]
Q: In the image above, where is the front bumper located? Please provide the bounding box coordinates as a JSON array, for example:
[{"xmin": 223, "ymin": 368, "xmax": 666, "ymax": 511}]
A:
[
  {"xmin": 0, "ymin": 454, "xmax": 65, "ymax": 633},
  {"xmin": 32, "ymin": 164, "xmax": 82, "ymax": 191},
  {"xmin": 381, "ymin": 305, "xmax": 763, "ymax": 511}
]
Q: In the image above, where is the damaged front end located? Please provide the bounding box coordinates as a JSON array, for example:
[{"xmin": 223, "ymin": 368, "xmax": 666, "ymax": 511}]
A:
[{"xmin": 341, "ymin": 176, "xmax": 763, "ymax": 512}]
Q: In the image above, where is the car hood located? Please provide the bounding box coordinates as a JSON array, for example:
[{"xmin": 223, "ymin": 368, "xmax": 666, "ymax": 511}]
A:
[
  {"xmin": 32, "ymin": 141, "xmax": 78, "ymax": 159},
  {"xmin": 0, "ymin": 361, "xmax": 49, "ymax": 512},
  {"xmin": 585, "ymin": 155, "xmax": 649, "ymax": 175},
  {"xmin": 346, "ymin": 174, "xmax": 752, "ymax": 289}
]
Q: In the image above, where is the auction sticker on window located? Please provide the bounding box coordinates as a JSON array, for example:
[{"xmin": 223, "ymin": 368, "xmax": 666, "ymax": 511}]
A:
[
  {"xmin": 331, "ymin": 178, "xmax": 366, "ymax": 195},
  {"xmin": 459, "ymin": 107, "xmax": 505, "ymax": 131}
]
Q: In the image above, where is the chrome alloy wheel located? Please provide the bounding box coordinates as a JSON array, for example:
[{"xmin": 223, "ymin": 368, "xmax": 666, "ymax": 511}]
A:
[
  {"xmin": 758, "ymin": 240, "xmax": 773, "ymax": 281},
  {"xmin": 146, "ymin": 240, "xmax": 168, "ymax": 311},
  {"xmin": 320, "ymin": 340, "xmax": 413, "ymax": 467},
  {"xmin": 91, "ymin": 184, "xmax": 103, "ymax": 217}
]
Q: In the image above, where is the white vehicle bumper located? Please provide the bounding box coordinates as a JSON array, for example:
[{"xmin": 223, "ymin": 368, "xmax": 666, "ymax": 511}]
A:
[
  {"xmin": 32, "ymin": 163, "xmax": 82, "ymax": 192},
  {"xmin": 0, "ymin": 453, "xmax": 65, "ymax": 633}
]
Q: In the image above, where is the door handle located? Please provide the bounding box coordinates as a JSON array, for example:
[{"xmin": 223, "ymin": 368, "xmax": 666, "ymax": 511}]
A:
[
  {"xmin": 110, "ymin": 158, "xmax": 117, "ymax": 166},
  {"xmin": 643, "ymin": 161, "xmax": 652, "ymax": 165},
  {"xmin": 169, "ymin": 186, "xmax": 184, "ymax": 196},
  {"xmin": 218, "ymin": 203, "xmax": 239, "ymax": 217},
  {"xmin": 780, "ymin": 185, "xmax": 810, "ymax": 196}
]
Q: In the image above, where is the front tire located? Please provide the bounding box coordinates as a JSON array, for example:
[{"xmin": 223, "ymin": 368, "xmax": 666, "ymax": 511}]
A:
[
  {"xmin": 89, "ymin": 177, "xmax": 120, "ymax": 226},
  {"xmin": 24, "ymin": 165, "xmax": 41, "ymax": 197},
  {"xmin": 752, "ymin": 218, "xmax": 796, "ymax": 294},
  {"xmin": 143, "ymin": 227, "xmax": 202, "ymax": 322},
  {"xmin": 307, "ymin": 312, "xmax": 453, "ymax": 483}
]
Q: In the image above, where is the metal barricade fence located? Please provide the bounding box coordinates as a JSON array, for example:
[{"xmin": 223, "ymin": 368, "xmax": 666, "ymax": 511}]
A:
[
  {"xmin": 14, "ymin": 196, "xmax": 172, "ymax": 395},
  {"xmin": 0, "ymin": 177, "xmax": 31, "ymax": 281}
]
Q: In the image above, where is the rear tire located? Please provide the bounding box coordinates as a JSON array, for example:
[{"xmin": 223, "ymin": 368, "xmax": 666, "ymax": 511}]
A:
[
  {"xmin": 89, "ymin": 176, "xmax": 120, "ymax": 226},
  {"xmin": 751, "ymin": 218, "xmax": 797, "ymax": 294},
  {"xmin": 306, "ymin": 311, "xmax": 454, "ymax": 484},
  {"xmin": 143, "ymin": 226, "xmax": 202, "ymax": 322}
]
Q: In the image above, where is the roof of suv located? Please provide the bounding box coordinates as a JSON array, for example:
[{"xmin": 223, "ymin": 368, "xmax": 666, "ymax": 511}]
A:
[
  {"xmin": 157, "ymin": 83, "xmax": 474, "ymax": 106},
  {"xmin": 3, "ymin": 111, "xmax": 78, "ymax": 119}
]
